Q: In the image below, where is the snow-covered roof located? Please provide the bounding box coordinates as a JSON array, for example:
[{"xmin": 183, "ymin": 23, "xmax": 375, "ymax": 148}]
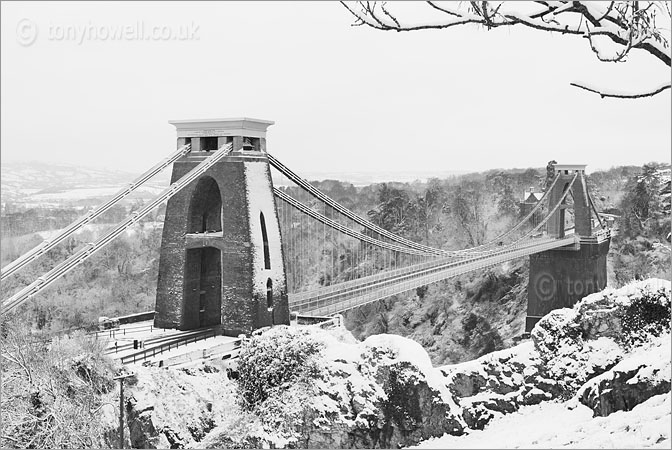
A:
[
  {"xmin": 554, "ymin": 164, "xmax": 587, "ymax": 173},
  {"xmin": 522, "ymin": 192, "xmax": 543, "ymax": 203},
  {"xmin": 169, "ymin": 117, "xmax": 275, "ymax": 138}
]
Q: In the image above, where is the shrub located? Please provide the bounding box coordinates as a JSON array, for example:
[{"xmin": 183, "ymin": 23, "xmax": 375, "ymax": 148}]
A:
[
  {"xmin": 621, "ymin": 287, "xmax": 671, "ymax": 345},
  {"xmin": 236, "ymin": 326, "xmax": 324, "ymax": 409},
  {"xmin": 1, "ymin": 321, "xmax": 118, "ymax": 449},
  {"xmin": 460, "ymin": 312, "xmax": 504, "ymax": 357}
]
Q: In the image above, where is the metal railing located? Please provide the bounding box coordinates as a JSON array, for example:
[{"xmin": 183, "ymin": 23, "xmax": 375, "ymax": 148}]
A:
[
  {"xmin": 580, "ymin": 228, "xmax": 612, "ymax": 244},
  {"xmin": 119, "ymin": 327, "xmax": 222, "ymax": 365},
  {"xmin": 291, "ymin": 235, "xmax": 577, "ymax": 315},
  {"xmin": 95, "ymin": 323, "xmax": 158, "ymax": 339},
  {"xmin": 289, "ymin": 234, "xmax": 571, "ymax": 308},
  {"xmin": 105, "ymin": 326, "xmax": 221, "ymax": 355}
]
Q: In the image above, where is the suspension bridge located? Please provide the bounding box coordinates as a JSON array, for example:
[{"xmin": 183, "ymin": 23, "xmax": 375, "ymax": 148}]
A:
[{"xmin": 1, "ymin": 118, "xmax": 611, "ymax": 337}]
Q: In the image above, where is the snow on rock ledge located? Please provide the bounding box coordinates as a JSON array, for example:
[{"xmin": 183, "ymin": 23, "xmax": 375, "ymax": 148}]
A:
[
  {"xmin": 531, "ymin": 278, "xmax": 671, "ymax": 394},
  {"xmin": 439, "ymin": 342, "xmax": 556, "ymax": 430},
  {"xmin": 438, "ymin": 278, "xmax": 671, "ymax": 431},
  {"xmin": 121, "ymin": 279, "xmax": 670, "ymax": 448},
  {"xmin": 577, "ymin": 332, "xmax": 671, "ymax": 417},
  {"xmin": 123, "ymin": 365, "xmax": 234, "ymax": 448},
  {"xmin": 410, "ymin": 393, "xmax": 671, "ymax": 449},
  {"xmin": 299, "ymin": 327, "xmax": 466, "ymax": 448}
]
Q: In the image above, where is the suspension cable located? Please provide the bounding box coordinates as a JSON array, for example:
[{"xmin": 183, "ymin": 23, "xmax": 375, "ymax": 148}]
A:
[
  {"xmin": 2, "ymin": 143, "xmax": 232, "ymax": 314},
  {"xmin": 453, "ymin": 172, "xmax": 578, "ymax": 256},
  {"xmin": 285, "ymin": 173, "xmax": 579, "ymax": 312},
  {"xmin": 271, "ymin": 154, "xmax": 566, "ymax": 257},
  {"xmin": 274, "ymin": 188, "xmax": 433, "ymax": 257},
  {"xmin": 1, "ymin": 144, "xmax": 192, "ymax": 281},
  {"xmin": 455, "ymin": 172, "xmax": 561, "ymax": 253},
  {"xmin": 510, "ymin": 172, "xmax": 579, "ymax": 244},
  {"xmin": 290, "ymin": 234, "xmax": 571, "ymax": 308},
  {"xmin": 268, "ymin": 153, "xmax": 451, "ymax": 256},
  {"xmin": 587, "ymin": 191, "xmax": 606, "ymax": 229}
]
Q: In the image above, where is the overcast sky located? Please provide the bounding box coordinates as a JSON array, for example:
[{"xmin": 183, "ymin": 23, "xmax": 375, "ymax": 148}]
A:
[{"xmin": 1, "ymin": 1, "xmax": 670, "ymax": 177}]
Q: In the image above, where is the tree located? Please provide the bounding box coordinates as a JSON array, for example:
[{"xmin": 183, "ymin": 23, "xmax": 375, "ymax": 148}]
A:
[
  {"xmin": 0, "ymin": 320, "xmax": 117, "ymax": 448},
  {"xmin": 416, "ymin": 179, "xmax": 446, "ymax": 245},
  {"xmin": 545, "ymin": 160, "xmax": 558, "ymax": 189},
  {"xmin": 341, "ymin": 1, "xmax": 671, "ymax": 98},
  {"xmin": 447, "ymin": 180, "xmax": 489, "ymax": 247},
  {"xmin": 619, "ymin": 162, "xmax": 669, "ymax": 238},
  {"xmin": 486, "ymin": 172, "xmax": 519, "ymax": 217},
  {"xmin": 368, "ymin": 183, "xmax": 421, "ymax": 238}
]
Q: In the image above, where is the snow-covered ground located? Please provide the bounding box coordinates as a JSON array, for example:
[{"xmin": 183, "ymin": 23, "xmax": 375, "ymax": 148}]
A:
[
  {"xmin": 409, "ymin": 279, "xmax": 672, "ymax": 449},
  {"xmin": 28, "ymin": 185, "xmax": 165, "ymax": 201},
  {"xmin": 115, "ymin": 279, "xmax": 670, "ymax": 449},
  {"xmin": 1, "ymin": 159, "xmax": 170, "ymax": 204},
  {"xmin": 99, "ymin": 320, "xmax": 180, "ymax": 347},
  {"xmin": 35, "ymin": 221, "xmax": 163, "ymax": 241},
  {"xmin": 410, "ymin": 394, "xmax": 670, "ymax": 449},
  {"xmin": 143, "ymin": 335, "xmax": 238, "ymax": 360}
]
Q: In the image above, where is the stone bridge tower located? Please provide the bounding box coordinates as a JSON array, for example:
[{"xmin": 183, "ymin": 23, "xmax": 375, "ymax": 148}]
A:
[
  {"xmin": 526, "ymin": 164, "xmax": 610, "ymax": 332},
  {"xmin": 154, "ymin": 118, "xmax": 290, "ymax": 335}
]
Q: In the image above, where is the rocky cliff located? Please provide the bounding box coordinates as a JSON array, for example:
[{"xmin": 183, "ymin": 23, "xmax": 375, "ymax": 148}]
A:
[{"xmin": 118, "ymin": 278, "xmax": 670, "ymax": 448}]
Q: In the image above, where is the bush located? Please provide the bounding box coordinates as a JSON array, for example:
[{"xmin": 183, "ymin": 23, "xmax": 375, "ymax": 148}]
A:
[
  {"xmin": 236, "ymin": 326, "xmax": 324, "ymax": 409},
  {"xmin": 1, "ymin": 320, "xmax": 118, "ymax": 449},
  {"xmin": 460, "ymin": 312, "xmax": 504, "ymax": 357},
  {"xmin": 621, "ymin": 287, "xmax": 671, "ymax": 345}
]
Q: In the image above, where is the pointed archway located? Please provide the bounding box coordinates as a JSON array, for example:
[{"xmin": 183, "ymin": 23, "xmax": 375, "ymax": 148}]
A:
[{"xmin": 183, "ymin": 176, "xmax": 223, "ymax": 329}]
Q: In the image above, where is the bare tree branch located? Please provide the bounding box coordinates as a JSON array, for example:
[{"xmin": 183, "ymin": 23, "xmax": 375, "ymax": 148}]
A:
[
  {"xmin": 426, "ymin": 1, "xmax": 463, "ymax": 18},
  {"xmin": 341, "ymin": 1, "xmax": 671, "ymax": 66},
  {"xmin": 569, "ymin": 81, "xmax": 672, "ymax": 98},
  {"xmin": 596, "ymin": 1, "xmax": 616, "ymax": 22},
  {"xmin": 340, "ymin": 1, "xmax": 671, "ymax": 98}
]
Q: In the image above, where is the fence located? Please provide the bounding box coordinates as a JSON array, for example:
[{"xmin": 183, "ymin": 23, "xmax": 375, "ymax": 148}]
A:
[{"xmin": 120, "ymin": 327, "xmax": 221, "ymax": 365}]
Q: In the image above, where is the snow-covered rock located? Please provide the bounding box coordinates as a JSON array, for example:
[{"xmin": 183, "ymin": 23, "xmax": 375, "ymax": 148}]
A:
[
  {"xmin": 577, "ymin": 332, "xmax": 671, "ymax": 417},
  {"xmin": 232, "ymin": 326, "xmax": 465, "ymax": 448},
  {"xmin": 123, "ymin": 365, "xmax": 234, "ymax": 448},
  {"xmin": 440, "ymin": 342, "xmax": 559, "ymax": 430},
  {"xmin": 121, "ymin": 279, "xmax": 670, "ymax": 448},
  {"xmin": 435, "ymin": 278, "xmax": 671, "ymax": 431},
  {"xmin": 531, "ymin": 278, "xmax": 670, "ymax": 395},
  {"xmin": 409, "ymin": 394, "xmax": 671, "ymax": 449}
]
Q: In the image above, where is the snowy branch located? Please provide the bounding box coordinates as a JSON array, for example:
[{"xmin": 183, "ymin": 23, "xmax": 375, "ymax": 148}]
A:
[
  {"xmin": 569, "ymin": 81, "xmax": 672, "ymax": 98},
  {"xmin": 341, "ymin": 1, "xmax": 672, "ymax": 81}
]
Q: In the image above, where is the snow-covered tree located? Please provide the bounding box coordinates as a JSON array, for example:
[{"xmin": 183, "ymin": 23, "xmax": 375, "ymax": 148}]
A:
[{"xmin": 341, "ymin": 1, "xmax": 671, "ymax": 98}]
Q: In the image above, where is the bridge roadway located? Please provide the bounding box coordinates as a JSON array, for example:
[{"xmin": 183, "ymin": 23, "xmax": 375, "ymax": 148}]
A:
[{"xmin": 289, "ymin": 235, "xmax": 578, "ymax": 316}]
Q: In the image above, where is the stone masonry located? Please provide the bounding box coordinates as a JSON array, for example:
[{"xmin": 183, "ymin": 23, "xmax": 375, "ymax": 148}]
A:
[
  {"xmin": 526, "ymin": 164, "xmax": 610, "ymax": 332},
  {"xmin": 154, "ymin": 118, "xmax": 290, "ymax": 335}
]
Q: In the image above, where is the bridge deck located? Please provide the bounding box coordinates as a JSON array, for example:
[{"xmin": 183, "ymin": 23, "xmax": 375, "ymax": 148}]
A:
[{"xmin": 290, "ymin": 235, "xmax": 578, "ymax": 316}]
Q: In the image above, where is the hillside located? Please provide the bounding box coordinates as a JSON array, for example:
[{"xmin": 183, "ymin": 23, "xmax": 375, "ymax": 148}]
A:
[
  {"xmin": 344, "ymin": 162, "xmax": 672, "ymax": 365},
  {"xmin": 344, "ymin": 259, "xmax": 529, "ymax": 365},
  {"xmin": 0, "ymin": 159, "xmax": 466, "ymax": 208},
  {"xmin": 0, "ymin": 160, "xmax": 170, "ymax": 208}
]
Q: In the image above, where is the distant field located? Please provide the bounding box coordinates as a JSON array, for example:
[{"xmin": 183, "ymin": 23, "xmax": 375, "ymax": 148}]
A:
[{"xmin": 1, "ymin": 160, "xmax": 170, "ymax": 205}]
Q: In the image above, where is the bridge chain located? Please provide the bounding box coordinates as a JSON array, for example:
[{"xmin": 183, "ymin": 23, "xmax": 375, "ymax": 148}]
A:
[
  {"xmin": 1, "ymin": 143, "xmax": 192, "ymax": 281},
  {"xmin": 2, "ymin": 144, "xmax": 232, "ymax": 314}
]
